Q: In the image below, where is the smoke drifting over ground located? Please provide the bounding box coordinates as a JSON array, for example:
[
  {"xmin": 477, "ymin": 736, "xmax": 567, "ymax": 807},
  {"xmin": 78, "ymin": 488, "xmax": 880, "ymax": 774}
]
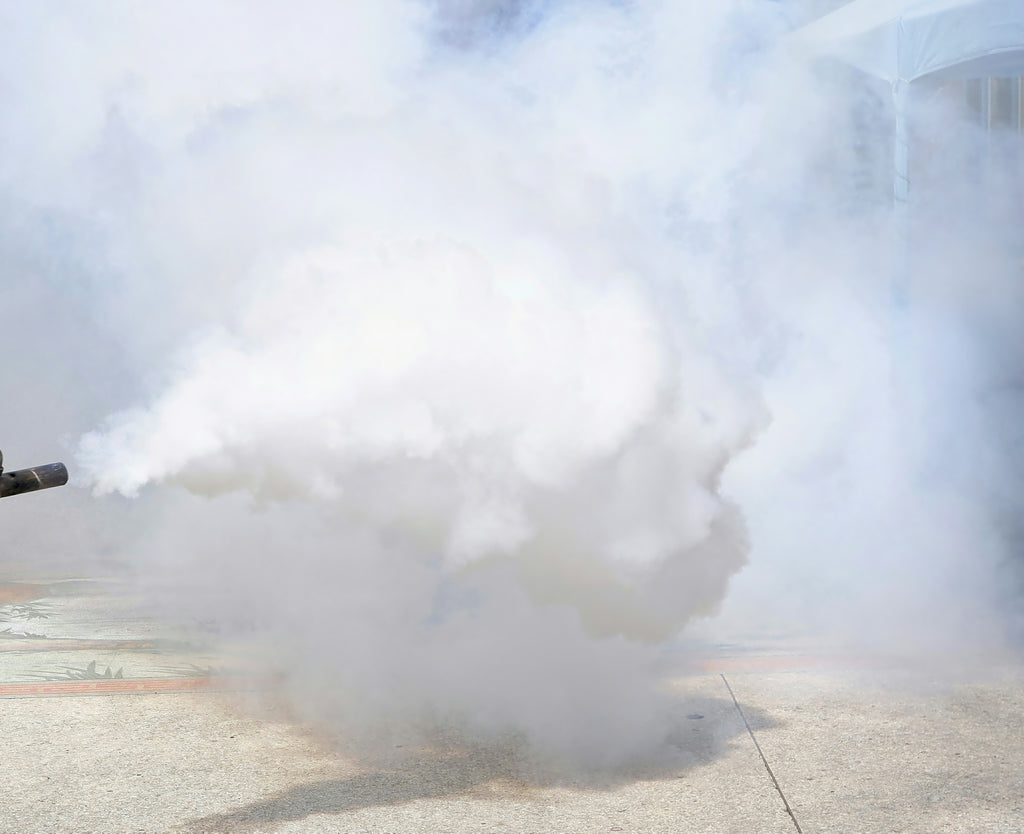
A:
[{"xmin": 2, "ymin": 1, "xmax": 1022, "ymax": 764}]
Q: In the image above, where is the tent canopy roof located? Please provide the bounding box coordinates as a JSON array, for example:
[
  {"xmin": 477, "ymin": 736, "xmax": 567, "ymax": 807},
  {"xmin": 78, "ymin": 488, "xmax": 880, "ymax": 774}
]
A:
[{"xmin": 793, "ymin": 0, "xmax": 1024, "ymax": 84}]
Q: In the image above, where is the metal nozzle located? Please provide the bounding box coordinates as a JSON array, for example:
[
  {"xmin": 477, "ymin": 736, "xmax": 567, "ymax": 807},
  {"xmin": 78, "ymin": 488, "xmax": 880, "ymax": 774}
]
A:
[{"xmin": 0, "ymin": 461, "xmax": 69, "ymax": 498}]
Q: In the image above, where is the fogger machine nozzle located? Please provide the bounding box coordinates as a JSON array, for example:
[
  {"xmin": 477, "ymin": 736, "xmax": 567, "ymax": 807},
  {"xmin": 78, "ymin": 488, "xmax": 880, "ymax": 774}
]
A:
[{"xmin": 0, "ymin": 450, "xmax": 69, "ymax": 498}]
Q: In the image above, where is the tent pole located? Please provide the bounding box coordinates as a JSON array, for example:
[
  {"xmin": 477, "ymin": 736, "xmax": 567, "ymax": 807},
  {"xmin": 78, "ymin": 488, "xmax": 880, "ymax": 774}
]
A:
[
  {"xmin": 892, "ymin": 80, "xmax": 910, "ymax": 312},
  {"xmin": 889, "ymin": 79, "xmax": 912, "ymax": 391}
]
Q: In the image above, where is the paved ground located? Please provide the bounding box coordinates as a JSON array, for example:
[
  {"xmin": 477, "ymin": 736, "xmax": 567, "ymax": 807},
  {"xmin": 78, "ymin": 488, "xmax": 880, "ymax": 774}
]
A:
[{"xmin": 2, "ymin": 578, "xmax": 1023, "ymax": 833}]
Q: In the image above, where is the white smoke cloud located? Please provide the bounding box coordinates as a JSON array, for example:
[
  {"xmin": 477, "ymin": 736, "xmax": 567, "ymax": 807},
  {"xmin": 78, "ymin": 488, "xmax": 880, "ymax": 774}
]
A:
[{"xmin": 2, "ymin": 0, "xmax": 1021, "ymax": 765}]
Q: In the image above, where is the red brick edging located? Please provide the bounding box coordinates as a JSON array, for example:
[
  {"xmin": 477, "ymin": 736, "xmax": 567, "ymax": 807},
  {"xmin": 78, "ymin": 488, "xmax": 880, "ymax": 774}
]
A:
[
  {"xmin": 0, "ymin": 639, "xmax": 155, "ymax": 653},
  {"xmin": 0, "ymin": 676, "xmax": 263, "ymax": 698}
]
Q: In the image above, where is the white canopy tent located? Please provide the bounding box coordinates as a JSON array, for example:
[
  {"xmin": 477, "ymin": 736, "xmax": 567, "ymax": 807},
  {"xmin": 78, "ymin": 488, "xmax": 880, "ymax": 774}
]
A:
[
  {"xmin": 793, "ymin": 0, "xmax": 1024, "ymax": 304},
  {"xmin": 793, "ymin": 0, "xmax": 1024, "ymax": 86}
]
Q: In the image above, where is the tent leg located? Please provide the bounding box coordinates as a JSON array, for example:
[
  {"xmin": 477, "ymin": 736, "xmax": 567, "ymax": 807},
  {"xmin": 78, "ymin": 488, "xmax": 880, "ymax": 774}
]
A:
[
  {"xmin": 889, "ymin": 80, "xmax": 913, "ymax": 393},
  {"xmin": 892, "ymin": 81, "xmax": 910, "ymax": 312}
]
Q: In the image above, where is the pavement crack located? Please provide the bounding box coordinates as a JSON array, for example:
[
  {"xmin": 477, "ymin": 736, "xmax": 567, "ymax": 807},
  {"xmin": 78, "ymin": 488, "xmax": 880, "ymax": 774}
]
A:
[{"xmin": 721, "ymin": 673, "xmax": 803, "ymax": 834}]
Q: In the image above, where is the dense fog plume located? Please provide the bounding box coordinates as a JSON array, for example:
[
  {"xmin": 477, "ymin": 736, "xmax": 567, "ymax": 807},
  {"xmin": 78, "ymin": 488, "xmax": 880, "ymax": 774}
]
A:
[
  {"xmin": 711, "ymin": 68, "xmax": 1024, "ymax": 657},
  {"xmin": 1, "ymin": 0, "xmax": 1021, "ymax": 763}
]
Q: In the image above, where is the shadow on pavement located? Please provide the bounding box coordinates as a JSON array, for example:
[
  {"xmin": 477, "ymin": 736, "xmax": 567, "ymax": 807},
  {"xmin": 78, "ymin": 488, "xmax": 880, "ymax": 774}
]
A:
[{"xmin": 183, "ymin": 692, "xmax": 773, "ymax": 833}]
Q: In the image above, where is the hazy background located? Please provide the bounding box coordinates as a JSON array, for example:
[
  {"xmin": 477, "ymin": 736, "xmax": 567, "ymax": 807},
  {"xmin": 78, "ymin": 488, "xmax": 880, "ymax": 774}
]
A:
[{"xmin": 1, "ymin": 0, "xmax": 1021, "ymax": 765}]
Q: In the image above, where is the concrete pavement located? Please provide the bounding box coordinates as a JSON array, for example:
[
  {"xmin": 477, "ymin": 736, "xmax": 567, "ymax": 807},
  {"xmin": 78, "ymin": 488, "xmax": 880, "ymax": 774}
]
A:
[
  {"xmin": 2, "ymin": 578, "xmax": 1023, "ymax": 833},
  {"xmin": 723, "ymin": 668, "xmax": 1024, "ymax": 833}
]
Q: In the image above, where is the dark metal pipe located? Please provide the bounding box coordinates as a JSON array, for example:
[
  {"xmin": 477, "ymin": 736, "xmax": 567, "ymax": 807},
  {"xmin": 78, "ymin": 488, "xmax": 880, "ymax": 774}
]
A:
[{"xmin": 0, "ymin": 462, "xmax": 69, "ymax": 498}]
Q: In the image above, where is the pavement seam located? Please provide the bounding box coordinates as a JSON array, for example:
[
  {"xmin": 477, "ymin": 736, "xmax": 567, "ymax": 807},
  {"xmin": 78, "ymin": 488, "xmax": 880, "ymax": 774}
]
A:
[{"xmin": 721, "ymin": 673, "xmax": 804, "ymax": 834}]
